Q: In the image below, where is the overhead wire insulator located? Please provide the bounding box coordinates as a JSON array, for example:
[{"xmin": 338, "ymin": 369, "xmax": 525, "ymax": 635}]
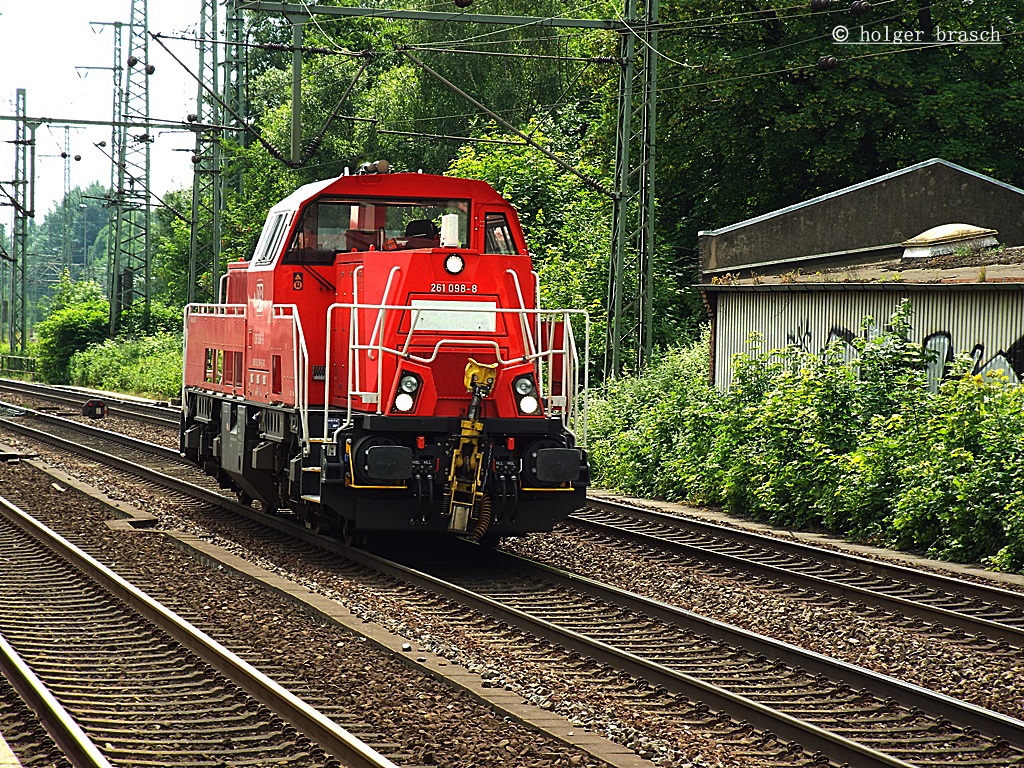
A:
[
  {"xmin": 454, "ymin": 0, "xmax": 473, "ymax": 7},
  {"xmin": 817, "ymin": 55, "xmax": 840, "ymax": 71},
  {"xmin": 810, "ymin": 0, "xmax": 830, "ymax": 10},
  {"xmin": 851, "ymin": 0, "xmax": 871, "ymax": 16}
]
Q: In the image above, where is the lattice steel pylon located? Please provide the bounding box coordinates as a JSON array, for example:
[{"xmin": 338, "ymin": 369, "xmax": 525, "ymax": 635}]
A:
[
  {"xmin": 94, "ymin": 20, "xmax": 125, "ymax": 293},
  {"xmin": 8, "ymin": 88, "xmax": 36, "ymax": 353},
  {"xmin": 188, "ymin": 0, "xmax": 224, "ymax": 304},
  {"xmin": 605, "ymin": 0, "xmax": 658, "ymax": 377},
  {"xmin": 109, "ymin": 0, "xmax": 153, "ymax": 332},
  {"xmin": 223, "ymin": 1, "xmax": 248, "ymax": 179}
]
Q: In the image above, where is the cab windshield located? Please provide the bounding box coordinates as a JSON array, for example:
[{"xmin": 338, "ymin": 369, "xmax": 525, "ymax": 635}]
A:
[{"xmin": 283, "ymin": 197, "xmax": 470, "ymax": 264}]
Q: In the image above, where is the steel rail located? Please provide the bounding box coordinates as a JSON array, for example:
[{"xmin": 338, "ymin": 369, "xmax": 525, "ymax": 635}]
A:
[
  {"xmin": 0, "ymin": 401, "xmax": 183, "ymax": 463},
  {"xmin": 500, "ymin": 551, "xmax": 1024, "ymax": 750},
  {"xmin": 0, "ymin": 379, "xmax": 178, "ymax": 428},
  {"xmin": 0, "ymin": 632, "xmax": 113, "ymax": 768},
  {"xmin": 579, "ymin": 496, "xmax": 1024, "ymax": 644},
  {"xmin": 0, "ymin": 494, "xmax": 398, "ymax": 768},
  {"xmin": 0, "ymin": 404, "xmax": 269, "ymax": 523}
]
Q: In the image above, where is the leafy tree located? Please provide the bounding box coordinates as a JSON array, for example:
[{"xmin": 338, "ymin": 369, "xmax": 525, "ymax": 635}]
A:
[
  {"xmin": 655, "ymin": 0, "xmax": 1024, "ymax": 253},
  {"xmin": 150, "ymin": 189, "xmax": 193, "ymax": 307}
]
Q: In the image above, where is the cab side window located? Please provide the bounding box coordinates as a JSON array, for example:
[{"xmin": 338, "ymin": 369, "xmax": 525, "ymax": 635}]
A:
[
  {"xmin": 483, "ymin": 212, "xmax": 518, "ymax": 255},
  {"xmin": 252, "ymin": 211, "xmax": 292, "ymax": 266},
  {"xmin": 283, "ymin": 203, "xmax": 340, "ymax": 265}
]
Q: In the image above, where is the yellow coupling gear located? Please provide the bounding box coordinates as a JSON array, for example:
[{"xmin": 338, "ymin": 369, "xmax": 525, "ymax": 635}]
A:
[{"xmin": 447, "ymin": 359, "xmax": 498, "ymax": 533}]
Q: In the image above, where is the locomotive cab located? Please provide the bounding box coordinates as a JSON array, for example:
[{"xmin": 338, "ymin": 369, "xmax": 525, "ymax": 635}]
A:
[{"xmin": 182, "ymin": 170, "xmax": 588, "ymax": 543}]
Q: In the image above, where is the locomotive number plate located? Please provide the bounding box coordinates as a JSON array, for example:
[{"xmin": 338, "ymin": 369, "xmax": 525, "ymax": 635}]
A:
[
  {"xmin": 409, "ymin": 299, "xmax": 497, "ymax": 332},
  {"xmin": 430, "ymin": 283, "xmax": 478, "ymax": 294}
]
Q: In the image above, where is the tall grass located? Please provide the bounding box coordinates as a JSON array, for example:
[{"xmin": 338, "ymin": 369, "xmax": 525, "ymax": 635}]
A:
[{"xmin": 68, "ymin": 333, "xmax": 182, "ymax": 400}]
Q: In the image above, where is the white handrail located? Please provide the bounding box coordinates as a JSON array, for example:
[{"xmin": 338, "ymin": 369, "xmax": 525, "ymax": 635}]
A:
[
  {"xmin": 351, "ymin": 266, "xmax": 363, "ymax": 402},
  {"xmin": 271, "ymin": 305, "xmax": 310, "ymax": 448},
  {"xmin": 504, "ymin": 269, "xmax": 537, "ymax": 359},
  {"xmin": 185, "ymin": 298, "xmax": 587, "ymax": 444},
  {"xmin": 366, "ymin": 266, "xmax": 401, "ymax": 364}
]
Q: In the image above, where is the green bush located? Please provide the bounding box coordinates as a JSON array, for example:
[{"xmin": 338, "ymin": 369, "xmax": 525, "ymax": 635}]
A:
[
  {"xmin": 710, "ymin": 340, "xmax": 859, "ymax": 528},
  {"xmin": 120, "ymin": 300, "xmax": 183, "ymax": 336},
  {"xmin": 588, "ymin": 328, "xmax": 721, "ymax": 501},
  {"xmin": 35, "ymin": 278, "xmax": 110, "ymax": 384},
  {"xmin": 68, "ymin": 332, "xmax": 183, "ymax": 400},
  {"xmin": 588, "ymin": 301, "xmax": 1024, "ymax": 573}
]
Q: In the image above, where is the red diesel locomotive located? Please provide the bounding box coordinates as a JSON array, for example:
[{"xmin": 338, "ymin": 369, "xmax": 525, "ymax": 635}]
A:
[{"xmin": 180, "ymin": 166, "xmax": 589, "ymax": 543}]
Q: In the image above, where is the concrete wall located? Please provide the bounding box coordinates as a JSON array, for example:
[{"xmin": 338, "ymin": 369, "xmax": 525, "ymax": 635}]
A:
[{"xmin": 700, "ymin": 160, "xmax": 1024, "ymax": 275}]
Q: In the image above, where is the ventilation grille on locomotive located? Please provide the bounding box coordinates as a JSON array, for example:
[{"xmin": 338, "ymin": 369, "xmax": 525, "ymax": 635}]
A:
[
  {"xmin": 262, "ymin": 409, "xmax": 286, "ymax": 440},
  {"xmin": 196, "ymin": 395, "xmax": 215, "ymax": 422}
]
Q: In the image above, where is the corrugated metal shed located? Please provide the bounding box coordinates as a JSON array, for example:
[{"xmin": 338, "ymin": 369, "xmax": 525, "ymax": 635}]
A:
[{"xmin": 709, "ymin": 285, "xmax": 1024, "ymax": 390}]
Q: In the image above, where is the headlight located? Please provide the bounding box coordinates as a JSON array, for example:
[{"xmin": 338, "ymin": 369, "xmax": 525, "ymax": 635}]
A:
[
  {"xmin": 513, "ymin": 376, "xmax": 535, "ymax": 396},
  {"xmin": 399, "ymin": 374, "xmax": 419, "ymax": 393},
  {"xmin": 394, "ymin": 393, "xmax": 415, "ymax": 412},
  {"xmin": 444, "ymin": 253, "xmax": 465, "ymax": 275},
  {"xmin": 518, "ymin": 395, "xmax": 539, "ymax": 414}
]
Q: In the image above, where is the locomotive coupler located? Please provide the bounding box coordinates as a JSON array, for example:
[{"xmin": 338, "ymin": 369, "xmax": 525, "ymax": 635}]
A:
[{"xmin": 446, "ymin": 359, "xmax": 498, "ymax": 533}]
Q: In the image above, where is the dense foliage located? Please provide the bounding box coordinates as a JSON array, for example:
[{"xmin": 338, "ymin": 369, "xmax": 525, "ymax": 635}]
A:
[
  {"xmin": 22, "ymin": 1, "xmax": 1021, "ymax": 355},
  {"xmin": 589, "ymin": 302, "xmax": 1024, "ymax": 572}
]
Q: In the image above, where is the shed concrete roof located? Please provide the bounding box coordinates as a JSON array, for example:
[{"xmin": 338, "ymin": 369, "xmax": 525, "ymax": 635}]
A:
[
  {"xmin": 700, "ymin": 245, "xmax": 1024, "ymax": 291},
  {"xmin": 699, "ymin": 159, "xmax": 1024, "ymax": 278}
]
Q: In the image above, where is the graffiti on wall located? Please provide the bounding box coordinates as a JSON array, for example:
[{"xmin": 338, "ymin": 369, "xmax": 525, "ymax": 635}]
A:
[
  {"xmin": 922, "ymin": 332, "xmax": 1024, "ymax": 387},
  {"xmin": 807, "ymin": 323, "xmax": 1024, "ymax": 390}
]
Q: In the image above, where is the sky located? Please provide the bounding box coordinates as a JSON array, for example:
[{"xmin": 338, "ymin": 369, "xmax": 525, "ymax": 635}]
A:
[{"xmin": 0, "ymin": 0, "xmax": 203, "ymax": 229}]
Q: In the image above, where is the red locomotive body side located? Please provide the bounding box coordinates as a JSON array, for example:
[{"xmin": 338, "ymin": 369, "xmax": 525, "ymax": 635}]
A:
[{"xmin": 181, "ymin": 171, "xmax": 588, "ymax": 543}]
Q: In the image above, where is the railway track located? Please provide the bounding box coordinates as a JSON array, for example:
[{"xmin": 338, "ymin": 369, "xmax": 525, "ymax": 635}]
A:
[
  {"xmin": 373, "ymin": 543, "xmax": 1023, "ymax": 768},
  {"xmin": 571, "ymin": 499, "xmax": 1024, "ymax": 648},
  {"xmin": 0, "ymin": 400, "xmax": 649, "ymax": 768},
  {"xmin": 0, "ymin": 377, "xmax": 178, "ymax": 429},
  {"xmin": 0, "ymin": 630, "xmax": 107, "ymax": 767},
  {"xmin": 0, "ymin": 398, "xmax": 228, "ymax": 507},
  {"xmin": 6, "ymin": 392, "xmax": 1024, "ymax": 654},
  {"xmin": 0, "ymin": 493, "xmax": 395, "ymax": 768},
  {"xmin": 3, "ymin": 394, "xmax": 1023, "ymax": 766},
  {"xmin": 165, "ymin": 508, "xmax": 1024, "ymax": 768}
]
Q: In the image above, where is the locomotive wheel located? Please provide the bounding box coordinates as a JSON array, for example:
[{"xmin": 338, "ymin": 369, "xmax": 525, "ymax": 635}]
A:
[
  {"xmin": 342, "ymin": 521, "xmax": 357, "ymax": 547},
  {"xmin": 341, "ymin": 520, "xmax": 368, "ymax": 548},
  {"xmin": 236, "ymin": 490, "xmax": 253, "ymax": 507},
  {"xmin": 258, "ymin": 499, "xmax": 278, "ymax": 516}
]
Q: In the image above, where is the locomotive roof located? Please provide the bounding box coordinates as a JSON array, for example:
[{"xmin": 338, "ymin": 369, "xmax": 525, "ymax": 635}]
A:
[{"xmin": 269, "ymin": 172, "xmax": 510, "ymax": 214}]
